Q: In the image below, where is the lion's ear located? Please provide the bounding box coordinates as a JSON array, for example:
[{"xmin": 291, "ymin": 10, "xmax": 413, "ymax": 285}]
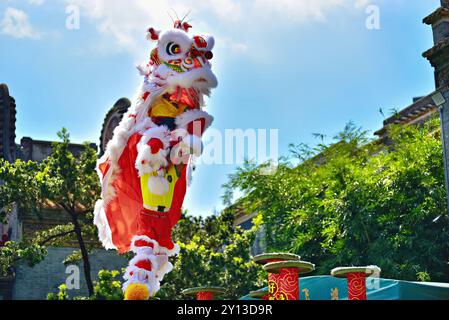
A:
[{"xmin": 146, "ymin": 28, "xmax": 160, "ymax": 41}]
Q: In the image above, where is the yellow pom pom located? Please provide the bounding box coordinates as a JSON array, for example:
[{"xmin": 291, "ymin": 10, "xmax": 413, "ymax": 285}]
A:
[{"xmin": 124, "ymin": 284, "xmax": 150, "ymax": 301}]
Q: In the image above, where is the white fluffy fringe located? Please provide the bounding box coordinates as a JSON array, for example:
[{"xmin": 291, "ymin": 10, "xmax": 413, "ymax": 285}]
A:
[
  {"xmin": 175, "ymin": 109, "xmax": 214, "ymax": 132},
  {"xmin": 123, "ymin": 236, "xmax": 180, "ymax": 296},
  {"xmin": 135, "ymin": 126, "xmax": 171, "ymax": 177},
  {"xmin": 93, "ymin": 200, "xmax": 116, "ymax": 250},
  {"xmin": 130, "ymin": 235, "xmax": 160, "ymax": 254}
]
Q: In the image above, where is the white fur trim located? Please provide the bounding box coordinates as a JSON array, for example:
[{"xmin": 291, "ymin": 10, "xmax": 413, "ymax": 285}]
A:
[
  {"xmin": 175, "ymin": 109, "xmax": 214, "ymax": 132},
  {"xmin": 136, "ymin": 148, "xmax": 168, "ymax": 176},
  {"xmin": 167, "ymin": 67, "xmax": 218, "ymax": 93},
  {"xmin": 152, "ymin": 254, "xmax": 172, "ymax": 281},
  {"xmin": 130, "ymin": 235, "xmax": 160, "ymax": 253},
  {"xmin": 93, "ymin": 200, "xmax": 116, "ymax": 250},
  {"xmin": 123, "ymin": 265, "xmax": 152, "ymax": 281},
  {"xmin": 157, "ymin": 243, "xmax": 180, "ymax": 257},
  {"xmin": 155, "ymin": 261, "xmax": 173, "ymax": 282},
  {"xmin": 137, "ymin": 63, "xmax": 151, "ymax": 76},
  {"xmin": 135, "ymin": 126, "xmax": 171, "ymax": 177},
  {"xmin": 122, "ymin": 241, "xmax": 178, "ymax": 296},
  {"xmin": 128, "ymin": 254, "xmax": 159, "ymax": 273},
  {"xmin": 135, "ymin": 117, "xmax": 156, "ymax": 134},
  {"xmin": 141, "ymin": 125, "xmax": 171, "ymax": 145},
  {"xmin": 123, "ymin": 247, "xmax": 161, "ymax": 296}
]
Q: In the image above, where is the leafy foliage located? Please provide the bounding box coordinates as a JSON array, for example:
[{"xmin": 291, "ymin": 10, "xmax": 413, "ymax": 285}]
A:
[
  {"xmin": 0, "ymin": 129, "xmax": 100, "ymax": 294},
  {"xmin": 158, "ymin": 210, "xmax": 265, "ymax": 299},
  {"xmin": 224, "ymin": 118, "xmax": 449, "ymax": 282},
  {"xmin": 47, "ymin": 270, "xmax": 124, "ymax": 300},
  {"xmin": 0, "ymin": 241, "xmax": 47, "ymax": 276},
  {"xmin": 91, "ymin": 270, "xmax": 124, "ymax": 300},
  {"xmin": 47, "ymin": 284, "xmax": 70, "ymax": 301},
  {"xmin": 47, "ymin": 210, "xmax": 265, "ymax": 300}
]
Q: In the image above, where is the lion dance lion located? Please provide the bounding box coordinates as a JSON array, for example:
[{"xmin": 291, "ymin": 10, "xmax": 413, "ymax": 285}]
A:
[{"xmin": 94, "ymin": 19, "xmax": 217, "ymax": 300}]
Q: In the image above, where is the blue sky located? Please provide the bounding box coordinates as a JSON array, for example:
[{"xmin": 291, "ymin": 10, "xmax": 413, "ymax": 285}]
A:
[{"xmin": 0, "ymin": 0, "xmax": 441, "ymax": 217}]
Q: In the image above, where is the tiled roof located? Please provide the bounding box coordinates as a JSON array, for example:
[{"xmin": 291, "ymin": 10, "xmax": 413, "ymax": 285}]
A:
[{"xmin": 374, "ymin": 95, "xmax": 437, "ymax": 137}]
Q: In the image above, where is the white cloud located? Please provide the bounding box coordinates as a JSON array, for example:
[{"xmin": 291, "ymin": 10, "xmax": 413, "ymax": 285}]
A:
[
  {"xmin": 65, "ymin": 0, "xmax": 367, "ymax": 56},
  {"xmin": 0, "ymin": 7, "xmax": 42, "ymax": 39},
  {"xmin": 28, "ymin": 0, "xmax": 46, "ymax": 5},
  {"xmin": 355, "ymin": 0, "xmax": 372, "ymax": 9},
  {"xmin": 253, "ymin": 0, "xmax": 344, "ymax": 21}
]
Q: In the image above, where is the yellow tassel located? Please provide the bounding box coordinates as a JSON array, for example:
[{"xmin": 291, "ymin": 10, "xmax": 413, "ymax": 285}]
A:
[{"xmin": 124, "ymin": 284, "xmax": 150, "ymax": 301}]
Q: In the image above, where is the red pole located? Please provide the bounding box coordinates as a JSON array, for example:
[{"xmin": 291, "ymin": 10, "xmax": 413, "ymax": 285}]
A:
[
  {"xmin": 347, "ymin": 272, "xmax": 367, "ymax": 300},
  {"xmin": 182, "ymin": 287, "xmax": 225, "ymax": 300},
  {"xmin": 196, "ymin": 291, "xmax": 215, "ymax": 300},
  {"xmin": 253, "ymin": 253, "xmax": 303, "ymax": 300},
  {"xmin": 264, "ymin": 260, "xmax": 315, "ymax": 301},
  {"xmin": 268, "ymin": 267, "xmax": 300, "ymax": 300},
  {"xmin": 267, "ymin": 263, "xmax": 284, "ymax": 300},
  {"xmin": 331, "ymin": 266, "xmax": 381, "ymax": 301}
]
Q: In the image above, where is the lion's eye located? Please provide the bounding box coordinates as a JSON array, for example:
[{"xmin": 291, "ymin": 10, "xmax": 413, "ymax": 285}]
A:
[{"xmin": 166, "ymin": 42, "xmax": 181, "ymax": 55}]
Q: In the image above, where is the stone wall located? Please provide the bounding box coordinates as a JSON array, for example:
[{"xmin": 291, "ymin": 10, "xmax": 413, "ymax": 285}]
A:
[
  {"xmin": 12, "ymin": 247, "xmax": 127, "ymax": 300},
  {"xmin": 19, "ymin": 137, "xmax": 97, "ymax": 163}
]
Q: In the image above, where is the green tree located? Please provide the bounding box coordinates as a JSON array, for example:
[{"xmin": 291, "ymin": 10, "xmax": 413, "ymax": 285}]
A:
[
  {"xmin": 0, "ymin": 129, "xmax": 100, "ymax": 295},
  {"xmin": 47, "ymin": 210, "xmax": 265, "ymax": 300},
  {"xmin": 47, "ymin": 269, "xmax": 124, "ymax": 300},
  {"xmin": 158, "ymin": 209, "xmax": 265, "ymax": 299},
  {"xmin": 224, "ymin": 118, "xmax": 449, "ymax": 281}
]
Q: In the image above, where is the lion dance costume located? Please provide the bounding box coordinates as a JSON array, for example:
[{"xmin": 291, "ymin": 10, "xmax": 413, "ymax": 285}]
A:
[{"xmin": 94, "ymin": 20, "xmax": 217, "ymax": 300}]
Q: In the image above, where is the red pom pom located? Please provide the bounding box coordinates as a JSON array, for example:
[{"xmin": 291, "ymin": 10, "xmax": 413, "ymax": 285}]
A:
[
  {"xmin": 193, "ymin": 36, "xmax": 207, "ymax": 48},
  {"xmin": 148, "ymin": 138, "xmax": 164, "ymax": 154},
  {"xmin": 147, "ymin": 28, "xmax": 159, "ymax": 41},
  {"xmin": 183, "ymin": 22, "xmax": 192, "ymax": 32}
]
